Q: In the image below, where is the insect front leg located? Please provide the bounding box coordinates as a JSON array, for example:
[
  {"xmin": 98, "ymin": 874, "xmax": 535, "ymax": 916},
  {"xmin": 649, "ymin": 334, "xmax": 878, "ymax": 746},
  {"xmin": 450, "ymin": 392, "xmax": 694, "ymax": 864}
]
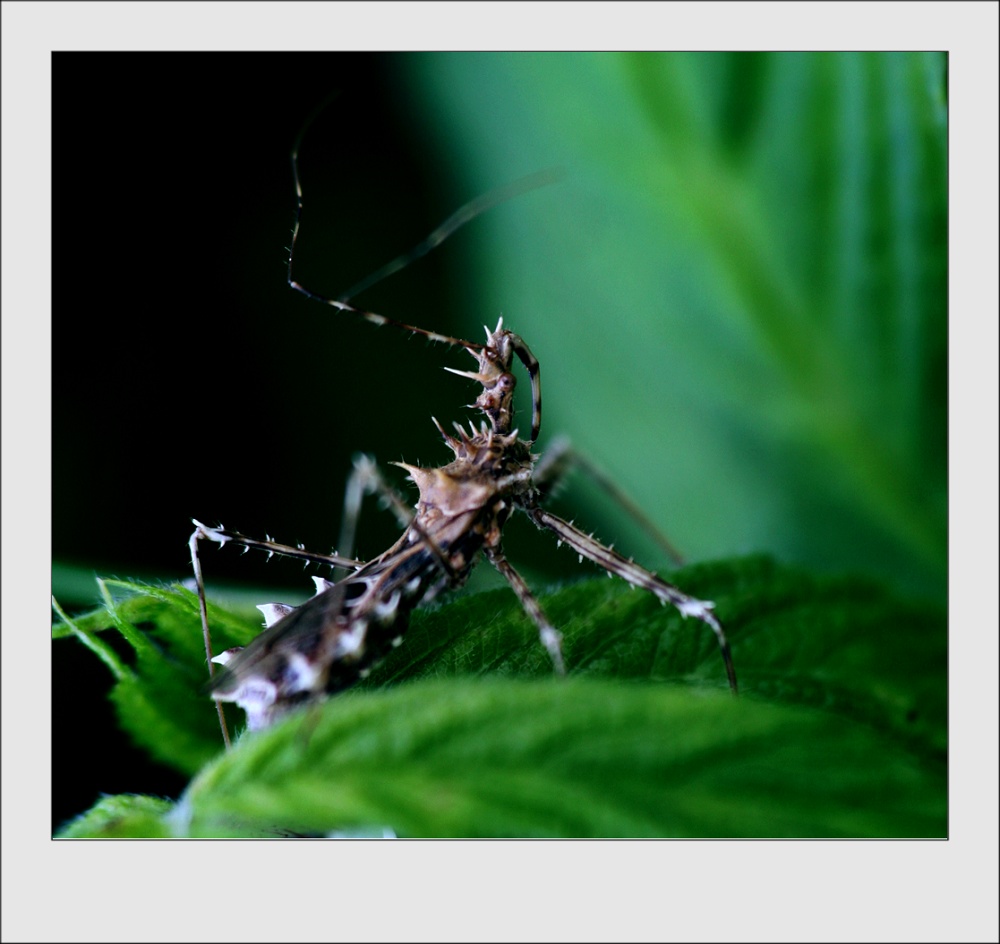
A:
[
  {"xmin": 485, "ymin": 545, "xmax": 565, "ymax": 675},
  {"xmin": 526, "ymin": 508, "xmax": 738, "ymax": 694},
  {"xmin": 188, "ymin": 520, "xmax": 367, "ymax": 748},
  {"xmin": 534, "ymin": 436, "xmax": 685, "ymax": 566},
  {"xmin": 334, "ymin": 454, "xmax": 399, "ymax": 578},
  {"xmin": 348, "ymin": 455, "xmax": 456, "ymax": 579},
  {"xmin": 190, "ymin": 520, "xmax": 367, "ymax": 571}
]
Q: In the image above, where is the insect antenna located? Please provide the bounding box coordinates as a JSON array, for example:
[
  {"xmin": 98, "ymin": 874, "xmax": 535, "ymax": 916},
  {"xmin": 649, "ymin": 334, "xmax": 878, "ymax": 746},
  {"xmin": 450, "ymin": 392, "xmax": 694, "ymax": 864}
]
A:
[
  {"xmin": 335, "ymin": 167, "xmax": 565, "ymax": 304},
  {"xmin": 288, "ymin": 115, "xmax": 481, "ymax": 354},
  {"xmin": 288, "ymin": 109, "xmax": 560, "ymax": 443}
]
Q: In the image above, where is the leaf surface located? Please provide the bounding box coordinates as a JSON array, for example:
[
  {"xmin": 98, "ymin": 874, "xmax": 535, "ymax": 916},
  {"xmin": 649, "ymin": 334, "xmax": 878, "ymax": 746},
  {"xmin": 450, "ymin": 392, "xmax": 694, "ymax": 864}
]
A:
[{"xmin": 54, "ymin": 557, "xmax": 945, "ymax": 837}]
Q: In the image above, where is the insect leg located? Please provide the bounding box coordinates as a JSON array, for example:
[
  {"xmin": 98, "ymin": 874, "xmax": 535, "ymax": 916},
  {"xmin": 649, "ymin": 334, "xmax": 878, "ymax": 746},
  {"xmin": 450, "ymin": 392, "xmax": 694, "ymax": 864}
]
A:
[
  {"xmin": 347, "ymin": 455, "xmax": 456, "ymax": 579},
  {"xmin": 190, "ymin": 520, "xmax": 366, "ymax": 571},
  {"xmin": 334, "ymin": 459, "xmax": 371, "ymax": 579},
  {"xmin": 504, "ymin": 331, "xmax": 542, "ymax": 445},
  {"xmin": 188, "ymin": 521, "xmax": 367, "ymax": 748},
  {"xmin": 188, "ymin": 525, "xmax": 232, "ymax": 749},
  {"xmin": 485, "ymin": 546, "xmax": 565, "ymax": 675},
  {"xmin": 533, "ymin": 436, "xmax": 685, "ymax": 566},
  {"xmin": 526, "ymin": 508, "xmax": 737, "ymax": 694}
]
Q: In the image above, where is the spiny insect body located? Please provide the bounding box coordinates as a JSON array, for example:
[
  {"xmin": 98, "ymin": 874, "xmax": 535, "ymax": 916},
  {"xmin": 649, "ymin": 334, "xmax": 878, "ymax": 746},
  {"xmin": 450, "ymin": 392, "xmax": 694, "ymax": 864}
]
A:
[{"xmin": 190, "ymin": 125, "xmax": 737, "ymax": 747}]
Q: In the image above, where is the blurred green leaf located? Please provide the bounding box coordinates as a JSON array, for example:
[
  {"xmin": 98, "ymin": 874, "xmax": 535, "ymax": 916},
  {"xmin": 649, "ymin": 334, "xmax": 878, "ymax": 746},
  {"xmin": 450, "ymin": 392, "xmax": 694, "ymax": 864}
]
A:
[
  {"xmin": 56, "ymin": 794, "xmax": 174, "ymax": 839},
  {"xmin": 176, "ymin": 679, "xmax": 943, "ymax": 839},
  {"xmin": 404, "ymin": 53, "xmax": 946, "ymax": 598}
]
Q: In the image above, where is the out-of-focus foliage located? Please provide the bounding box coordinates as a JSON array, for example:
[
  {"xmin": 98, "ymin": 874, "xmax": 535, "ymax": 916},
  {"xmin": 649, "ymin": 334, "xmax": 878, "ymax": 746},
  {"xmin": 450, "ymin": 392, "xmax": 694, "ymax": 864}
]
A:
[{"xmin": 404, "ymin": 53, "xmax": 946, "ymax": 599}]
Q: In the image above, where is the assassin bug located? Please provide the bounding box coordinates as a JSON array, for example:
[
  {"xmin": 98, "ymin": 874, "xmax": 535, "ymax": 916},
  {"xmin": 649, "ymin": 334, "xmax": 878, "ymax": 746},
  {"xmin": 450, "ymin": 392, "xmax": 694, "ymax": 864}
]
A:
[{"xmin": 190, "ymin": 120, "xmax": 738, "ymax": 748}]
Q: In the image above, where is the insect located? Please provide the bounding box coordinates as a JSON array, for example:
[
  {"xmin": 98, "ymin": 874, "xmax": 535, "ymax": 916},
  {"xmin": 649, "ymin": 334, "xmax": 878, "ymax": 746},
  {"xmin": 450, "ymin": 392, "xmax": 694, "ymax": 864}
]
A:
[{"xmin": 190, "ymin": 119, "xmax": 738, "ymax": 748}]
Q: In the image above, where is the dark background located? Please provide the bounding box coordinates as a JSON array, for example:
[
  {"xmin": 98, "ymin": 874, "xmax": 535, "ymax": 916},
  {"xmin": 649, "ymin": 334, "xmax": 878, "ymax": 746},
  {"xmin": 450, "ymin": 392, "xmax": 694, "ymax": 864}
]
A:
[{"xmin": 52, "ymin": 52, "xmax": 573, "ymax": 829}]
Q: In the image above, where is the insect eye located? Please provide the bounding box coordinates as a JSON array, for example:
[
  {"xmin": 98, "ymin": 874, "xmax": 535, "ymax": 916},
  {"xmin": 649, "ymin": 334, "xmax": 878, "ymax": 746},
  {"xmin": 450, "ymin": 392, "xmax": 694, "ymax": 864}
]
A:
[{"xmin": 497, "ymin": 373, "xmax": 515, "ymax": 391}]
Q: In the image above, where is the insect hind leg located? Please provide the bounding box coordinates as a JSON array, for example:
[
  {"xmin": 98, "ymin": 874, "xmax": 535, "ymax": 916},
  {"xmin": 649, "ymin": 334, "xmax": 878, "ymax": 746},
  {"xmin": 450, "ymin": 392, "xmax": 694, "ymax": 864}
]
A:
[
  {"xmin": 527, "ymin": 507, "xmax": 737, "ymax": 694},
  {"xmin": 534, "ymin": 436, "xmax": 686, "ymax": 567}
]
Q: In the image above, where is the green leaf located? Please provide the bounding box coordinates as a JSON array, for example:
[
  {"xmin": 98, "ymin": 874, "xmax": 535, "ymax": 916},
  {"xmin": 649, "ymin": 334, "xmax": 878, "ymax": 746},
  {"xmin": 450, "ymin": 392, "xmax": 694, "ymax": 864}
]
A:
[
  {"xmin": 54, "ymin": 579, "xmax": 263, "ymax": 774},
  {"xmin": 178, "ymin": 679, "xmax": 943, "ymax": 838},
  {"xmin": 56, "ymin": 794, "xmax": 174, "ymax": 839},
  {"xmin": 55, "ymin": 556, "xmax": 945, "ymax": 836},
  {"xmin": 359, "ymin": 556, "xmax": 945, "ymax": 758}
]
